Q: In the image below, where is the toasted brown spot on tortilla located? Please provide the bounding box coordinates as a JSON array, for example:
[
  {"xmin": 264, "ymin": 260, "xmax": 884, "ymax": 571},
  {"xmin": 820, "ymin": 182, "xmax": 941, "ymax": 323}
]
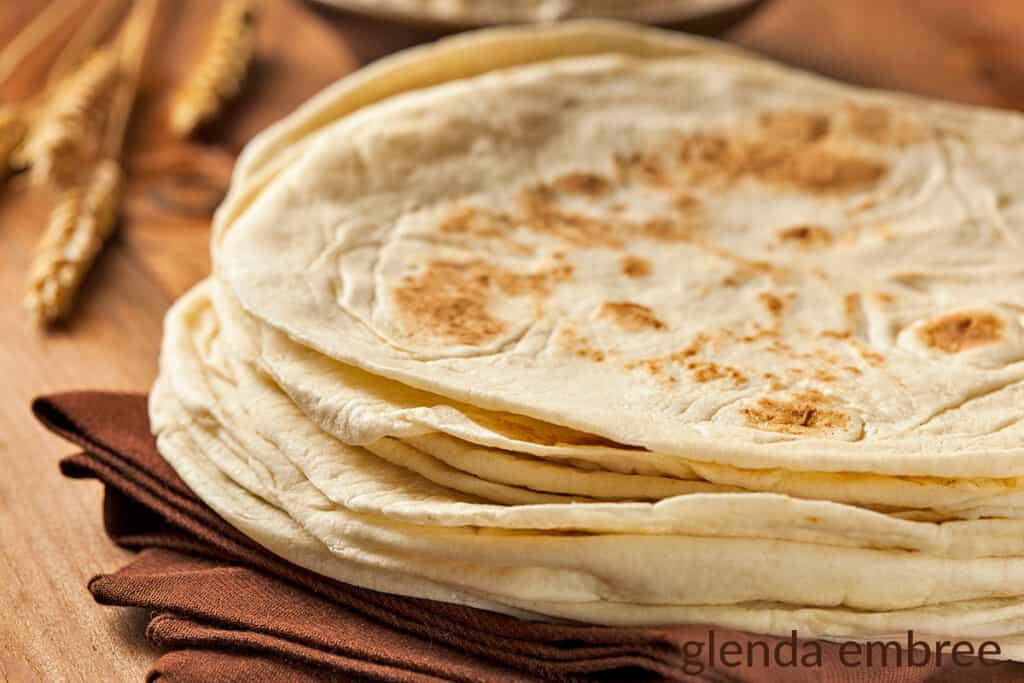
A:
[
  {"xmin": 673, "ymin": 192, "xmax": 701, "ymax": 211},
  {"xmin": 439, "ymin": 205, "xmax": 514, "ymax": 238},
  {"xmin": 517, "ymin": 181, "xmax": 699, "ymax": 247},
  {"xmin": 674, "ymin": 333, "xmax": 711, "ymax": 361},
  {"xmin": 686, "ymin": 360, "xmax": 747, "ymax": 385},
  {"xmin": 494, "ymin": 262, "xmax": 574, "ymax": 297},
  {"xmin": 677, "ymin": 130, "xmax": 887, "ymax": 194},
  {"xmin": 778, "ymin": 224, "xmax": 833, "ymax": 248},
  {"xmin": 919, "ymin": 311, "xmax": 1005, "ymax": 353},
  {"xmin": 850, "ymin": 338, "xmax": 885, "ymax": 366},
  {"xmin": 813, "ymin": 369, "xmax": 838, "ymax": 382},
  {"xmin": 558, "ymin": 327, "xmax": 605, "ymax": 362},
  {"xmin": 742, "ymin": 390, "xmax": 850, "ymax": 436},
  {"xmin": 625, "ymin": 358, "xmax": 664, "ymax": 376},
  {"xmin": 640, "ymin": 217, "xmax": 696, "ymax": 242},
  {"xmin": 393, "ymin": 259, "xmax": 571, "ymax": 346},
  {"xmin": 843, "ymin": 292, "xmax": 868, "ymax": 338},
  {"xmin": 759, "ymin": 110, "xmax": 831, "ymax": 143},
  {"xmin": 759, "ymin": 292, "xmax": 785, "ymax": 318},
  {"xmin": 614, "ymin": 151, "xmax": 671, "ymax": 188},
  {"xmin": 628, "ymin": 332, "xmax": 715, "ymax": 374},
  {"xmin": 518, "ymin": 186, "xmax": 623, "ymax": 248},
  {"xmin": 721, "ymin": 259, "xmax": 775, "ymax": 287},
  {"xmin": 873, "ymin": 292, "xmax": 895, "ymax": 305},
  {"xmin": 847, "ymin": 104, "xmax": 926, "ymax": 146},
  {"xmin": 439, "ymin": 205, "xmax": 535, "ymax": 255},
  {"xmin": 621, "ymin": 255, "xmax": 652, "ymax": 278},
  {"xmin": 599, "ymin": 301, "xmax": 666, "ymax": 332},
  {"xmin": 393, "ymin": 261, "xmax": 506, "ymax": 346},
  {"xmin": 553, "ymin": 171, "xmax": 612, "ymax": 197}
]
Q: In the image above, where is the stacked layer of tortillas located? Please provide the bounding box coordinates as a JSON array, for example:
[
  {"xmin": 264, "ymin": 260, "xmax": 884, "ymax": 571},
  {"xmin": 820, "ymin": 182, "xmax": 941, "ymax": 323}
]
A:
[{"xmin": 152, "ymin": 22, "xmax": 1024, "ymax": 655}]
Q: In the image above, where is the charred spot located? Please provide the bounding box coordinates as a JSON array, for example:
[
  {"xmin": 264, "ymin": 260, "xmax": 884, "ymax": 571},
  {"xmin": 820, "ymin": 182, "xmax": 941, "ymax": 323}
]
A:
[
  {"xmin": 620, "ymin": 255, "xmax": 652, "ymax": 278},
  {"xmin": 846, "ymin": 104, "xmax": 927, "ymax": 146},
  {"xmin": 598, "ymin": 301, "xmax": 666, "ymax": 332},
  {"xmin": 676, "ymin": 125, "xmax": 887, "ymax": 195},
  {"xmin": 919, "ymin": 311, "xmax": 1005, "ymax": 353},
  {"xmin": 758, "ymin": 292, "xmax": 785, "ymax": 317},
  {"xmin": 759, "ymin": 110, "xmax": 832, "ymax": 143},
  {"xmin": 392, "ymin": 259, "xmax": 570, "ymax": 346},
  {"xmin": 777, "ymin": 224, "xmax": 833, "ymax": 248},
  {"xmin": 742, "ymin": 391, "xmax": 851, "ymax": 436},
  {"xmin": 552, "ymin": 171, "xmax": 612, "ymax": 197}
]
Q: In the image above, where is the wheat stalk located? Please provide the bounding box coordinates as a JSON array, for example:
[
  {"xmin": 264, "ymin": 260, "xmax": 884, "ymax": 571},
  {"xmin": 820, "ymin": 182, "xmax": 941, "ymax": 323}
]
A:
[
  {"xmin": 170, "ymin": 0, "xmax": 256, "ymax": 137},
  {"xmin": 23, "ymin": 0, "xmax": 158, "ymax": 327},
  {"xmin": 19, "ymin": 48, "xmax": 121, "ymax": 188},
  {"xmin": 24, "ymin": 158, "xmax": 122, "ymax": 326},
  {"xmin": 0, "ymin": 0, "xmax": 104, "ymax": 179}
]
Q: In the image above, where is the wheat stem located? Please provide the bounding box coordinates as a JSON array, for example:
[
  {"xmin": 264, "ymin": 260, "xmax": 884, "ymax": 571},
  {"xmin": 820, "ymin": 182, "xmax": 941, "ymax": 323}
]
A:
[
  {"xmin": 22, "ymin": 0, "xmax": 160, "ymax": 326},
  {"xmin": 24, "ymin": 158, "xmax": 122, "ymax": 326},
  {"xmin": 170, "ymin": 0, "xmax": 256, "ymax": 137},
  {"xmin": 19, "ymin": 47, "xmax": 120, "ymax": 188},
  {"xmin": 0, "ymin": 1, "xmax": 129, "ymax": 179}
]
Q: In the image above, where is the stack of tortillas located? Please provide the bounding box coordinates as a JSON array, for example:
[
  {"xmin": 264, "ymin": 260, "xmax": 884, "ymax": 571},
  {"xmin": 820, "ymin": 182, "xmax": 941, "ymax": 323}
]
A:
[{"xmin": 151, "ymin": 21, "xmax": 1024, "ymax": 657}]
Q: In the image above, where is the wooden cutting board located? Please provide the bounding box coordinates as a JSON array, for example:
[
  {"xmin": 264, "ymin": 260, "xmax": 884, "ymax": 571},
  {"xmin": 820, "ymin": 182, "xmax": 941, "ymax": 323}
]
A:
[{"xmin": 2, "ymin": 1, "xmax": 1024, "ymax": 679}]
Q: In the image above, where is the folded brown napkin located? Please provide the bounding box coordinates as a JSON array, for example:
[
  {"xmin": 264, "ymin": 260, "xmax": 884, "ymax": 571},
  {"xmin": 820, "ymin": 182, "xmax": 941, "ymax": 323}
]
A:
[{"xmin": 33, "ymin": 392, "xmax": 1024, "ymax": 682}]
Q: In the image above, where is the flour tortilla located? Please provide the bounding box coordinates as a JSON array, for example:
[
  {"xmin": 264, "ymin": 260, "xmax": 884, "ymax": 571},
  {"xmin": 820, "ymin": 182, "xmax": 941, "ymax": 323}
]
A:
[
  {"xmin": 207, "ymin": 278, "xmax": 1024, "ymax": 515},
  {"xmin": 218, "ymin": 23, "xmax": 1024, "ymax": 478}
]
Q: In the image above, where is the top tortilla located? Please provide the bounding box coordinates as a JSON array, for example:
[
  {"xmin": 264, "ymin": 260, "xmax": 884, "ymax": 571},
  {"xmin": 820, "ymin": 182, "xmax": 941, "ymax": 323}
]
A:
[{"xmin": 218, "ymin": 22, "xmax": 1024, "ymax": 477}]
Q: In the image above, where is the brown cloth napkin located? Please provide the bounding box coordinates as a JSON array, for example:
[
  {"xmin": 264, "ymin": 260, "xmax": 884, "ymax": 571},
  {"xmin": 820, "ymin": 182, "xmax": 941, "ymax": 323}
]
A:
[{"xmin": 32, "ymin": 391, "xmax": 1024, "ymax": 683}]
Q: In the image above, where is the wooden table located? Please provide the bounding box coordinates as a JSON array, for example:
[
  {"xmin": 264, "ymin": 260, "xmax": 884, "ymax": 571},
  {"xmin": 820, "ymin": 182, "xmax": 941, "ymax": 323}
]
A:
[{"xmin": 3, "ymin": 1, "xmax": 1024, "ymax": 679}]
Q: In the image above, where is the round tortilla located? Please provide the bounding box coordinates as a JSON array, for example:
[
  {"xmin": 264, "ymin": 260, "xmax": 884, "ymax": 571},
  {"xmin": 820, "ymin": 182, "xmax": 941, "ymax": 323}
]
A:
[{"xmin": 218, "ymin": 24, "xmax": 1024, "ymax": 478}]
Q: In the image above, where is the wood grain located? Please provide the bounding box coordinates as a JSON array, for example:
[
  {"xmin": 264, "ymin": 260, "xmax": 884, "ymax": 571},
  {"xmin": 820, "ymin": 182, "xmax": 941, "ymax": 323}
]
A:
[{"xmin": 3, "ymin": 0, "xmax": 1024, "ymax": 679}]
